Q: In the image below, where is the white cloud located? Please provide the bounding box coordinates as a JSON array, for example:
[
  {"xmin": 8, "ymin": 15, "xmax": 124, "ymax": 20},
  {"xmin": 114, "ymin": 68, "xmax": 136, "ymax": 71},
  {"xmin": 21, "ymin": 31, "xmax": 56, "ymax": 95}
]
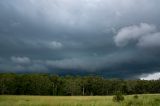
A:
[
  {"xmin": 114, "ymin": 23, "xmax": 156, "ymax": 47},
  {"xmin": 18, "ymin": 39, "xmax": 63, "ymax": 50},
  {"xmin": 11, "ymin": 56, "xmax": 31, "ymax": 64},
  {"xmin": 140, "ymin": 72, "xmax": 160, "ymax": 80},
  {"xmin": 138, "ymin": 32, "xmax": 160, "ymax": 48},
  {"xmin": 47, "ymin": 41, "xmax": 63, "ymax": 49}
]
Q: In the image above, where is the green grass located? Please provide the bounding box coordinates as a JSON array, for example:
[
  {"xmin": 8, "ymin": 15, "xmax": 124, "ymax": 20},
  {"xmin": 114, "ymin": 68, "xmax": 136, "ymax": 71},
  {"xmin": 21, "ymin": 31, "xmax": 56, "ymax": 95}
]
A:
[{"xmin": 0, "ymin": 94, "xmax": 160, "ymax": 106}]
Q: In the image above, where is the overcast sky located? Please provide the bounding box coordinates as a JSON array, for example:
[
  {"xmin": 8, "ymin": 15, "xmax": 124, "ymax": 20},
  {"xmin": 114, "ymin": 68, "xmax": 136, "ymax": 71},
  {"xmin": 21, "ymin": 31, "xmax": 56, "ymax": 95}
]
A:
[{"xmin": 0, "ymin": 0, "xmax": 160, "ymax": 79}]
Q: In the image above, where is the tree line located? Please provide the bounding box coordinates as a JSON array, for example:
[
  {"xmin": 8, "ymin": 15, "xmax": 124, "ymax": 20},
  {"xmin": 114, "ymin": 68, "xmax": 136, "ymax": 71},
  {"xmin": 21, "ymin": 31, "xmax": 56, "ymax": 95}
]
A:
[{"xmin": 0, "ymin": 73, "xmax": 160, "ymax": 95}]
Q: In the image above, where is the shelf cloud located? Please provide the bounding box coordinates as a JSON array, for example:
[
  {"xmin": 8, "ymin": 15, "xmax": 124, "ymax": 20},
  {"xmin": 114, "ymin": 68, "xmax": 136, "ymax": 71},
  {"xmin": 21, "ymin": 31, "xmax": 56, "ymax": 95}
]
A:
[{"xmin": 0, "ymin": 0, "xmax": 160, "ymax": 79}]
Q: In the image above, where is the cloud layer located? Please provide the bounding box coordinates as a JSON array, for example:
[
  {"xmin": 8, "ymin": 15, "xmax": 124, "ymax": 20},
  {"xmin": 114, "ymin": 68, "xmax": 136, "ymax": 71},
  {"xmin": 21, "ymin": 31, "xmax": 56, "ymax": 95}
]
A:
[{"xmin": 0, "ymin": 0, "xmax": 160, "ymax": 79}]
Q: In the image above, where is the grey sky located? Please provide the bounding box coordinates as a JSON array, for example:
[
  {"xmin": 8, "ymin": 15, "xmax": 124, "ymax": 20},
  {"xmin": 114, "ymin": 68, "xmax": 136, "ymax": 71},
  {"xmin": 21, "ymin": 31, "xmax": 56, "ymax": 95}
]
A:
[{"xmin": 0, "ymin": 0, "xmax": 160, "ymax": 79}]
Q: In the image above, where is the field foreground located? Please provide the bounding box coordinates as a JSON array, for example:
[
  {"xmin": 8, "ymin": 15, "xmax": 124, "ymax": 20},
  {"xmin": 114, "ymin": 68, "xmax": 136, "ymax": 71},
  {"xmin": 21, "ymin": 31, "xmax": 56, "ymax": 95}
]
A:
[{"xmin": 0, "ymin": 94, "xmax": 160, "ymax": 106}]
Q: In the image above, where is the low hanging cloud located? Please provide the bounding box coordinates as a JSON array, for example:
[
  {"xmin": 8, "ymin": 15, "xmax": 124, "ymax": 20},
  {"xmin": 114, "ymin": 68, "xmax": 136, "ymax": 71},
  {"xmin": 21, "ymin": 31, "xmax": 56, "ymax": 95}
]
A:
[
  {"xmin": 114, "ymin": 23, "xmax": 160, "ymax": 51},
  {"xmin": 46, "ymin": 58, "xmax": 94, "ymax": 71},
  {"xmin": 47, "ymin": 41, "xmax": 63, "ymax": 49},
  {"xmin": 138, "ymin": 32, "xmax": 160, "ymax": 49},
  {"xmin": 45, "ymin": 51, "xmax": 142, "ymax": 72},
  {"xmin": 11, "ymin": 56, "xmax": 31, "ymax": 64},
  {"xmin": 0, "ymin": 56, "xmax": 48, "ymax": 73},
  {"xmin": 11, "ymin": 39, "xmax": 63, "ymax": 50},
  {"xmin": 114, "ymin": 23, "xmax": 156, "ymax": 47},
  {"xmin": 140, "ymin": 72, "xmax": 160, "ymax": 80}
]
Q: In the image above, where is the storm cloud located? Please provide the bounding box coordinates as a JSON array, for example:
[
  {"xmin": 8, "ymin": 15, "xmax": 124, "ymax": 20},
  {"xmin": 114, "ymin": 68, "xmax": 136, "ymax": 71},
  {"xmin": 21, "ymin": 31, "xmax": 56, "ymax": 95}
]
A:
[
  {"xmin": 0, "ymin": 0, "xmax": 160, "ymax": 79},
  {"xmin": 114, "ymin": 23, "xmax": 156, "ymax": 47}
]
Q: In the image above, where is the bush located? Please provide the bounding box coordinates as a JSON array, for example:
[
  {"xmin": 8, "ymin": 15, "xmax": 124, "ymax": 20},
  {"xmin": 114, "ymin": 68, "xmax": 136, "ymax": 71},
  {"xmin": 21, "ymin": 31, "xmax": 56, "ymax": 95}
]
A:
[
  {"xmin": 133, "ymin": 95, "xmax": 138, "ymax": 99},
  {"xmin": 112, "ymin": 91, "xmax": 124, "ymax": 102}
]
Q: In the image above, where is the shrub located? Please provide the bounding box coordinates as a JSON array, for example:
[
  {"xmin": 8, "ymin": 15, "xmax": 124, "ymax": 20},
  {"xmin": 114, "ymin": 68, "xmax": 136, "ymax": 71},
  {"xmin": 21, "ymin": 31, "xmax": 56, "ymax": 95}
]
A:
[
  {"xmin": 133, "ymin": 95, "xmax": 138, "ymax": 99},
  {"xmin": 112, "ymin": 91, "xmax": 124, "ymax": 102}
]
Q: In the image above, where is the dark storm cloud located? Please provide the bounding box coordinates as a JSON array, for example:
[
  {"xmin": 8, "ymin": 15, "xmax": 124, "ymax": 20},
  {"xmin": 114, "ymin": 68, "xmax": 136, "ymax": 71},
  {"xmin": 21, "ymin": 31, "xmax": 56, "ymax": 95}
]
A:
[{"xmin": 1, "ymin": 0, "xmax": 160, "ymax": 79}]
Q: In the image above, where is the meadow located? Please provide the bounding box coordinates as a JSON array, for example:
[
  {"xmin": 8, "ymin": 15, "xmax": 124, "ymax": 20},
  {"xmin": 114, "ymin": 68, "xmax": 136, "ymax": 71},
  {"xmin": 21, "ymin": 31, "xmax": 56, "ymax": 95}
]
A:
[{"xmin": 0, "ymin": 94, "xmax": 160, "ymax": 106}]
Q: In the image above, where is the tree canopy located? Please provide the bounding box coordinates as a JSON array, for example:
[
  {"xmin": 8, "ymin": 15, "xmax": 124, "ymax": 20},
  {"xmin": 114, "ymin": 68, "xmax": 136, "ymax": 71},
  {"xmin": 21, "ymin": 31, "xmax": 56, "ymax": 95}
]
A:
[{"xmin": 0, "ymin": 73, "xmax": 160, "ymax": 95}]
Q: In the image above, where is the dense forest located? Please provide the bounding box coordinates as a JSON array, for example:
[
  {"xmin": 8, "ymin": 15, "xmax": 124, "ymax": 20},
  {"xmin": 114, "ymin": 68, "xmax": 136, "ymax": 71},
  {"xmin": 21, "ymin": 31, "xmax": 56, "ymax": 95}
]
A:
[{"xmin": 0, "ymin": 73, "xmax": 160, "ymax": 96}]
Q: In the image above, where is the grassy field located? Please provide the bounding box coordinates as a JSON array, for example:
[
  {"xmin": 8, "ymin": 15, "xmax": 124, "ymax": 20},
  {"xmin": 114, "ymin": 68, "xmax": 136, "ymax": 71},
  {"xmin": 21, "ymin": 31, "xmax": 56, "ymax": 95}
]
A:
[{"xmin": 0, "ymin": 94, "xmax": 160, "ymax": 106}]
